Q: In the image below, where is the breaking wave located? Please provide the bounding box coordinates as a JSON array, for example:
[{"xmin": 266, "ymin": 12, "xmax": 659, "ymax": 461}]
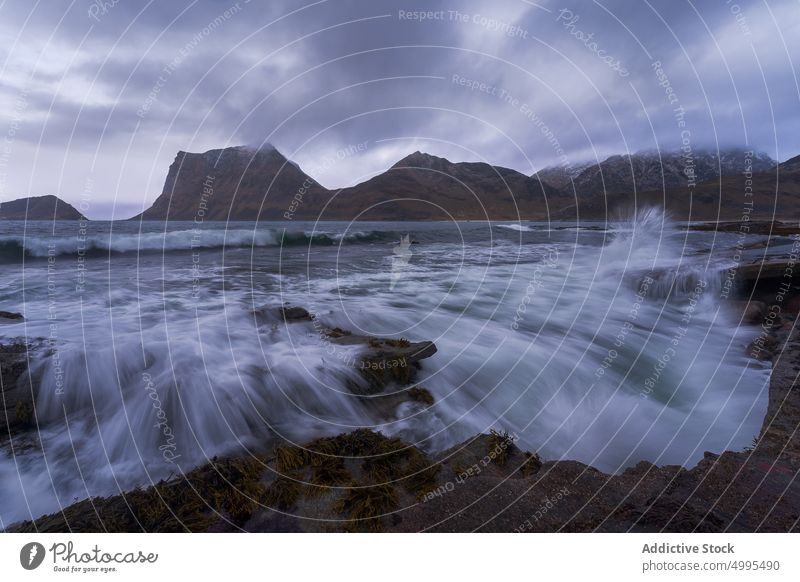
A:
[
  {"xmin": 496, "ymin": 223, "xmax": 534, "ymax": 232},
  {"xmin": 0, "ymin": 228, "xmax": 392, "ymax": 261}
]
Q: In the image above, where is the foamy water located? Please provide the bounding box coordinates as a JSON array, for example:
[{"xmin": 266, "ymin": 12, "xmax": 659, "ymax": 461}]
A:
[{"xmin": 0, "ymin": 211, "xmax": 774, "ymax": 526}]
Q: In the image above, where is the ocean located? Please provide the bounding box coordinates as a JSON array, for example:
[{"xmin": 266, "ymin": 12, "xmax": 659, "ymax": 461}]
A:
[{"xmin": 0, "ymin": 209, "xmax": 774, "ymax": 526}]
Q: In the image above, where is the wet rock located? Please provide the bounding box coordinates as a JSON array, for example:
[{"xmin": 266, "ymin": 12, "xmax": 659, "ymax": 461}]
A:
[
  {"xmin": 407, "ymin": 386, "xmax": 434, "ymax": 406},
  {"xmin": 757, "ymin": 323, "xmax": 800, "ymax": 460},
  {"xmin": 252, "ymin": 304, "xmax": 314, "ymax": 324},
  {"xmin": 0, "ymin": 310, "xmax": 24, "ymax": 323},
  {"xmin": 0, "ymin": 341, "xmax": 35, "ymax": 438},
  {"xmin": 8, "ymin": 316, "xmax": 800, "ymax": 533},
  {"xmin": 690, "ymin": 221, "xmax": 800, "ymax": 236},
  {"xmin": 328, "ymin": 334, "xmax": 437, "ymax": 395},
  {"xmin": 323, "ymin": 327, "xmax": 351, "ymax": 338},
  {"xmin": 747, "ymin": 334, "xmax": 778, "ymax": 360},
  {"xmin": 735, "ymin": 261, "xmax": 800, "ymax": 299},
  {"xmin": 6, "ymin": 429, "xmax": 441, "ymax": 533},
  {"xmin": 9, "ymin": 416, "xmax": 800, "ymax": 533},
  {"xmin": 726, "ymin": 300, "xmax": 766, "ymax": 323},
  {"xmin": 280, "ymin": 305, "xmax": 313, "ymax": 322}
]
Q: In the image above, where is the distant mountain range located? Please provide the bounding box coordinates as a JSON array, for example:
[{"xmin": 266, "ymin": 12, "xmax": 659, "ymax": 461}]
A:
[
  {"xmin": 319, "ymin": 151, "xmax": 563, "ymax": 221},
  {"xmin": 5, "ymin": 147, "xmax": 799, "ymax": 221},
  {"xmin": 129, "ymin": 145, "xmax": 563, "ymax": 221},
  {"xmin": 0, "ymin": 194, "xmax": 84, "ymax": 220},
  {"xmin": 536, "ymin": 149, "xmax": 776, "ymax": 195},
  {"xmin": 568, "ymin": 153, "xmax": 800, "ymax": 221}
]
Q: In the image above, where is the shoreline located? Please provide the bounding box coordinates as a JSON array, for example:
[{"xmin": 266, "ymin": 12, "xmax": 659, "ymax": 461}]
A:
[{"xmin": 4, "ymin": 302, "xmax": 798, "ymax": 533}]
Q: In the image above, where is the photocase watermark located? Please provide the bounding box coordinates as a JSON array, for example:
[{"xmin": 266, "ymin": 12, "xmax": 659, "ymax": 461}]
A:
[
  {"xmin": 284, "ymin": 176, "xmax": 316, "ymax": 221},
  {"xmin": 389, "ymin": 234, "xmax": 413, "ymax": 290},
  {"xmin": 306, "ymin": 140, "xmax": 370, "ymax": 177},
  {"xmin": 720, "ymin": 151, "xmax": 756, "ymax": 299},
  {"xmin": 20, "ymin": 542, "xmax": 46, "ymax": 570},
  {"xmin": 45, "ymin": 243, "xmax": 65, "ymax": 397},
  {"xmin": 136, "ymin": 2, "xmax": 247, "ymax": 118},
  {"xmin": 514, "ymin": 487, "xmax": 571, "ymax": 531},
  {"xmin": 0, "ymin": 86, "xmax": 29, "ymax": 200},
  {"xmin": 398, "ymin": 9, "xmax": 530, "ymax": 39},
  {"xmin": 641, "ymin": 279, "xmax": 708, "ymax": 398},
  {"xmin": 556, "ymin": 8, "xmax": 629, "ymax": 77},
  {"xmin": 747, "ymin": 233, "xmax": 799, "ymax": 360},
  {"xmin": 725, "ymin": 0, "xmax": 752, "ymax": 38},
  {"xmin": 285, "ymin": 141, "xmax": 370, "ymax": 220},
  {"xmin": 595, "ymin": 273, "xmax": 654, "ymax": 380},
  {"xmin": 421, "ymin": 432, "xmax": 519, "ymax": 502},
  {"xmin": 75, "ymin": 176, "xmax": 93, "ymax": 295},
  {"xmin": 47, "ymin": 541, "xmax": 158, "ymax": 572},
  {"xmin": 308, "ymin": 314, "xmax": 358, "ymax": 368},
  {"xmin": 190, "ymin": 175, "xmax": 215, "ymax": 302},
  {"xmin": 142, "ymin": 372, "xmax": 180, "ymax": 463},
  {"xmin": 512, "ymin": 248, "xmax": 559, "ymax": 330},
  {"xmin": 652, "ymin": 60, "xmax": 696, "ymax": 189},
  {"xmin": 305, "ymin": 312, "xmax": 409, "ymax": 371},
  {"xmin": 360, "ymin": 356, "xmax": 407, "ymax": 372},
  {"xmin": 87, "ymin": 0, "xmax": 121, "ymax": 22},
  {"xmin": 450, "ymin": 74, "xmax": 574, "ymax": 172}
]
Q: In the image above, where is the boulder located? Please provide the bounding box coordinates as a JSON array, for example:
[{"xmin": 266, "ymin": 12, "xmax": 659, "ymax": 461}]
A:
[
  {"xmin": 252, "ymin": 304, "xmax": 314, "ymax": 324},
  {"xmin": 0, "ymin": 310, "xmax": 24, "ymax": 323},
  {"xmin": 0, "ymin": 341, "xmax": 35, "ymax": 438},
  {"xmin": 279, "ymin": 305, "xmax": 313, "ymax": 322},
  {"xmin": 725, "ymin": 300, "xmax": 767, "ymax": 324},
  {"xmin": 327, "ymin": 334, "xmax": 437, "ymax": 395}
]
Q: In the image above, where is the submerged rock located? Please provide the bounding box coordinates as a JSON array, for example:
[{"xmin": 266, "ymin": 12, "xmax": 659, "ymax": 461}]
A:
[
  {"xmin": 280, "ymin": 305, "xmax": 313, "ymax": 322},
  {"xmin": 406, "ymin": 386, "xmax": 434, "ymax": 406},
  {"xmin": 327, "ymin": 334, "xmax": 438, "ymax": 395},
  {"xmin": 5, "ymin": 429, "xmax": 542, "ymax": 533},
  {"xmin": 725, "ymin": 300, "xmax": 766, "ymax": 324},
  {"xmin": 0, "ymin": 310, "xmax": 24, "ymax": 322},
  {"xmin": 253, "ymin": 304, "xmax": 314, "ymax": 324},
  {"xmin": 0, "ymin": 341, "xmax": 36, "ymax": 438},
  {"xmin": 7, "ymin": 314, "xmax": 800, "ymax": 533}
]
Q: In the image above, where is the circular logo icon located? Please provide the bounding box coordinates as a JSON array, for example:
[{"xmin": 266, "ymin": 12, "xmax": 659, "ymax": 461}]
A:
[{"xmin": 20, "ymin": 542, "xmax": 46, "ymax": 570}]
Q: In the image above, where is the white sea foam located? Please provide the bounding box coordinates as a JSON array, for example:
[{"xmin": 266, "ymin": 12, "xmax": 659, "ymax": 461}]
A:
[{"xmin": 0, "ymin": 210, "xmax": 771, "ymax": 526}]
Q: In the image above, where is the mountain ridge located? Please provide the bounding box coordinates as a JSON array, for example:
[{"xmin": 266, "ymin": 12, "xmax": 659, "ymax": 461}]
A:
[
  {"xmin": 535, "ymin": 148, "xmax": 776, "ymax": 195},
  {"xmin": 10, "ymin": 146, "xmax": 796, "ymax": 221},
  {"xmin": 0, "ymin": 194, "xmax": 85, "ymax": 220}
]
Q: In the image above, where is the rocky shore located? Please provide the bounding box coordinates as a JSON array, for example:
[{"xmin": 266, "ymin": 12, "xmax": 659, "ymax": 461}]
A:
[{"xmin": 4, "ymin": 288, "xmax": 800, "ymax": 532}]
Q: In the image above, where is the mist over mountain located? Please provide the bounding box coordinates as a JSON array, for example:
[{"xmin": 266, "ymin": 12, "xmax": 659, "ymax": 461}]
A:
[
  {"xmin": 535, "ymin": 148, "xmax": 776, "ymax": 195},
  {"xmin": 131, "ymin": 144, "xmax": 793, "ymax": 222}
]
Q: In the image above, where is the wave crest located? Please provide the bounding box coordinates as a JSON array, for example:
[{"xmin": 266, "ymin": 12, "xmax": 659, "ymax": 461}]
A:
[{"xmin": 0, "ymin": 228, "xmax": 392, "ymax": 261}]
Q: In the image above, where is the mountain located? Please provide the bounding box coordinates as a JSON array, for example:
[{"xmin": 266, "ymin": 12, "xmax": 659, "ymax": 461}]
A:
[
  {"xmin": 295, "ymin": 151, "xmax": 563, "ymax": 221},
  {"xmin": 135, "ymin": 147, "xmax": 566, "ymax": 222},
  {"xmin": 0, "ymin": 195, "xmax": 85, "ymax": 220},
  {"xmin": 537, "ymin": 149, "xmax": 776, "ymax": 195},
  {"xmin": 133, "ymin": 145, "xmax": 328, "ymax": 221},
  {"xmin": 133, "ymin": 145, "xmax": 798, "ymax": 222},
  {"xmin": 555, "ymin": 153, "xmax": 800, "ymax": 221},
  {"xmin": 779, "ymin": 154, "xmax": 800, "ymax": 174},
  {"xmin": 534, "ymin": 161, "xmax": 593, "ymax": 190}
]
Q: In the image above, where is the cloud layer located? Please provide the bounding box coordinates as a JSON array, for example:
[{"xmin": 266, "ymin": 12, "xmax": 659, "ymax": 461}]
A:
[{"xmin": 1, "ymin": 0, "xmax": 797, "ymax": 218}]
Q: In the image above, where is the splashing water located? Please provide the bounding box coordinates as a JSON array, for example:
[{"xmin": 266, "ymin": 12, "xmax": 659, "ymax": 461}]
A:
[{"xmin": 0, "ymin": 211, "xmax": 770, "ymax": 526}]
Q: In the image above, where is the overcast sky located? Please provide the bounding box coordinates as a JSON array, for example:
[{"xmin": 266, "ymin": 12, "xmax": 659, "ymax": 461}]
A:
[{"xmin": 1, "ymin": 0, "xmax": 798, "ymax": 219}]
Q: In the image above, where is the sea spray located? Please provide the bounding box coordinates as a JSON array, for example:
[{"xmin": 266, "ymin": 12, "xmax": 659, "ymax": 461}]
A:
[{"xmin": 0, "ymin": 212, "xmax": 769, "ymax": 525}]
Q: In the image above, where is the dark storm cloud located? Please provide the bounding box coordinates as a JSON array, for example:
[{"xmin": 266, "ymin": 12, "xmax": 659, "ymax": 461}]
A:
[{"xmin": 0, "ymin": 0, "xmax": 797, "ymax": 218}]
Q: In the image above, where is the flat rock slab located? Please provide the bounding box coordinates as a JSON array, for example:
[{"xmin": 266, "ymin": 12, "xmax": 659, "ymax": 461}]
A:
[
  {"xmin": 0, "ymin": 310, "xmax": 24, "ymax": 323},
  {"xmin": 328, "ymin": 334, "xmax": 437, "ymax": 395}
]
